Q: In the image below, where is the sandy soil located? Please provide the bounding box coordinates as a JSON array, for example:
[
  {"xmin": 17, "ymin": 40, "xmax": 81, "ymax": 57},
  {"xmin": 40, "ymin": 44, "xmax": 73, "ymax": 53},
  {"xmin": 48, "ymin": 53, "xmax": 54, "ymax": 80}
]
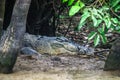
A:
[
  {"xmin": 0, "ymin": 54, "xmax": 120, "ymax": 80},
  {"xmin": 14, "ymin": 54, "xmax": 105, "ymax": 72}
]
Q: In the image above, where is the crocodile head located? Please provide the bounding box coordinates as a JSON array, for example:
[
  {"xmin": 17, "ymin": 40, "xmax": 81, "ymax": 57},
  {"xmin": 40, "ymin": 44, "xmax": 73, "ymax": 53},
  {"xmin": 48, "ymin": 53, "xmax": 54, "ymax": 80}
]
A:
[{"xmin": 50, "ymin": 39, "xmax": 94, "ymax": 55}]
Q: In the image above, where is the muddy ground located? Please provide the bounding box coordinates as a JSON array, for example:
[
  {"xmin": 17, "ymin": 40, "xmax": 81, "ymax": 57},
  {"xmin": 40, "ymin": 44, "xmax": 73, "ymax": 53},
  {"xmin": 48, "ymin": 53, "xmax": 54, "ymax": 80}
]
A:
[
  {"xmin": 14, "ymin": 54, "xmax": 105, "ymax": 72},
  {"xmin": 0, "ymin": 54, "xmax": 120, "ymax": 80}
]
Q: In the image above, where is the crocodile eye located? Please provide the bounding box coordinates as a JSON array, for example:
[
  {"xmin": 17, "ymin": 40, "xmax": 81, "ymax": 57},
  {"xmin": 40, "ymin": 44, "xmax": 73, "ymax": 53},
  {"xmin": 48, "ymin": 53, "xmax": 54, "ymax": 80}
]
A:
[
  {"xmin": 37, "ymin": 36, "xmax": 45, "ymax": 40},
  {"xmin": 56, "ymin": 38, "xmax": 62, "ymax": 42},
  {"xmin": 37, "ymin": 38, "xmax": 40, "ymax": 40},
  {"xmin": 56, "ymin": 37, "xmax": 69, "ymax": 42}
]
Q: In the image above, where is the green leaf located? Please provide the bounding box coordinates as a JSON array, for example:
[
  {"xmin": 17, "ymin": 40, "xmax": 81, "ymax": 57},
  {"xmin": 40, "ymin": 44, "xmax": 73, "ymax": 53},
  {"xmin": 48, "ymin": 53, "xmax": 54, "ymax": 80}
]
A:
[
  {"xmin": 69, "ymin": 0, "xmax": 85, "ymax": 16},
  {"xmin": 115, "ymin": 26, "xmax": 120, "ymax": 32},
  {"xmin": 98, "ymin": 28, "xmax": 104, "ymax": 34},
  {"xmin": 102, "ymin": 24, "xmax": 105, "ymax": 32},
  {"xmin": 115, "ymin": 26, "xmax": 120, "ymax": 31},
  {"xmin": 79, "ymin": 1, "xmax": 85, "ymax": 8},
  {"xmin": 92, "ymin": 8, "xmax": 98, "ymax": 15},
  {"xmin": 102, "ymin": 6, "xmax": 109, "ymax": 11},
  {"xmin": 88, "ymin": 31, "xmax": 97, "ymax": 40},
  {"xmin": 94, "ymin": 34, "xmax": 100, "ymax": 46},
  {"xmin": 91, "ymin": 15, "xmax": 97, "ymax": 27},
  {"xmin": 111, "ymin": 0, "xmax": 120, "ymax": 7},
  {"xmin": 111, "ymin": 18, "xmax": 119, "ymax": 24},
  {"xmin": 106, "ymin": 19, "xmax": 111, "ymax": 28},
  {"xmin": 68, "ymin": 0, "xmax": 74, "ymax": 6},
  {"xmin": 77, "ymin": 22, "xmax": 85, "ymax": 30},
  {"xmin": 100, "ymin": 34, "xmax": 107, "ymax": 44},
  {"xmin": 115, "ymin": 5, "xmax": 120, "ymax": 12},
  {"xmin": 62, "ymin": 0, "xmax": 68, "ymax": 3},
  {"xmin": 96, "ymin": 13, "xmax": 102, "ymax": 19},
  {"xmin": 103, "ymin": 18, "xmax": 108, "ymax": 25},
  {"xmin": 97, "ymin": 9, "xmax": 104, "ymax": 16},
  {"xmin": 69, "ymin": 6, "xmax": 81, "ymax": 16},
  {"xmin": 96, "ymin": 19, "xmax": 102, "ymax": 27},
  {"xmin": 103, "ymin": 18, "xmax": 111, "ymax": 28},
  {"xmin": 74, "ymin": 0, "xmax": 80, "ymax": 6},
  {"xmin": 91, "ymin": 8, "xmax": 102, "ymax": 19},
  {"xmin": 80, "ymin": 11, "xmax": 90, "ymax": 24}
]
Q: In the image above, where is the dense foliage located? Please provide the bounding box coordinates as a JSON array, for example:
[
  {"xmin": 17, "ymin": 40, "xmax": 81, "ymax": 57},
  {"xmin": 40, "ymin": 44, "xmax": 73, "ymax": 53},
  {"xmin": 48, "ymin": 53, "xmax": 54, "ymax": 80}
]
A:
[{"xmin": 61, "ymin": 0, "xmax": 120, "ymax": 46}]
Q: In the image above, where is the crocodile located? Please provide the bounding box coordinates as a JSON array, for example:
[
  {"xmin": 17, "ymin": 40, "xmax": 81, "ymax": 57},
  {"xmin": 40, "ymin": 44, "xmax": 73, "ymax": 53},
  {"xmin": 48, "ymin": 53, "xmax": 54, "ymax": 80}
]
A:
[{"xmin": 20, "ymin": 33, "xmax": 94, "ymax": 56}]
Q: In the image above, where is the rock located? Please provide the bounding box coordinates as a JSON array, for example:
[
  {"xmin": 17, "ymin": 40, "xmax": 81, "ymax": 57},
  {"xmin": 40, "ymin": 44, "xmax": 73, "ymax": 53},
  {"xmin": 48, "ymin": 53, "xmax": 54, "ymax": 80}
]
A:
[{"xmin": 104, "ymin": 38, "xmax": 120, "ymax": 70}]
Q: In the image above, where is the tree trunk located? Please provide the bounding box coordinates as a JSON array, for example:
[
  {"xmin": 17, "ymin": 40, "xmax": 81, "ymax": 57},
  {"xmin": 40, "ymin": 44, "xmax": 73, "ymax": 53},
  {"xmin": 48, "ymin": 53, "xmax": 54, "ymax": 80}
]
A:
[
  {"xmin": 104, "ymin": 38, "xmax": 120, "ymax": 70},
  {"xmin": 0, "ymin": 0, "xmax": 31, "ymax": 74},
  {"xmin": 0, "ymin": 0, "xmax": 5, "ymax": 38}
]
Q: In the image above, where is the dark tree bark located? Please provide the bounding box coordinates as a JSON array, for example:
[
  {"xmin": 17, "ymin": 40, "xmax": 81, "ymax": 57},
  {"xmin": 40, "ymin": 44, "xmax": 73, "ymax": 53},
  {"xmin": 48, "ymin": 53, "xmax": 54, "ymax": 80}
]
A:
[
  {"xmin": 104, "ymin": 38, "xmax": 120, "ymax": 70},
  {"xmin": 0, "ymin": 0, "xmax": 5, "ymax": 38},
  {"xmin": 0, "ymin": 0, "xmax": 31, "ymax": 73}
]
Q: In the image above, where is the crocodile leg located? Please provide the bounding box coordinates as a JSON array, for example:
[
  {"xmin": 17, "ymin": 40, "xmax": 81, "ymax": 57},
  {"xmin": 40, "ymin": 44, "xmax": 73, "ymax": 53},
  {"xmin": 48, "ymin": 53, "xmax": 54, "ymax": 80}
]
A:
[{"xmin": 20, "ymin": 47, "xmax": 41, "ymax": 59}]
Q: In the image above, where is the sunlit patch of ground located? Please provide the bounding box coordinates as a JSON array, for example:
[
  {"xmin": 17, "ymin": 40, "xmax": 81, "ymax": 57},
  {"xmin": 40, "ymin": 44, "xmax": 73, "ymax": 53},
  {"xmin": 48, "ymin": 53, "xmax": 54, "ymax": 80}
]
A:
[
  {"xmin": 0, "ymin": 70, "xmax": 120, "ymax": 80},
  {"xmin": 0, "ymin": 71, "xmax": 72, "ymax": 80}
]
